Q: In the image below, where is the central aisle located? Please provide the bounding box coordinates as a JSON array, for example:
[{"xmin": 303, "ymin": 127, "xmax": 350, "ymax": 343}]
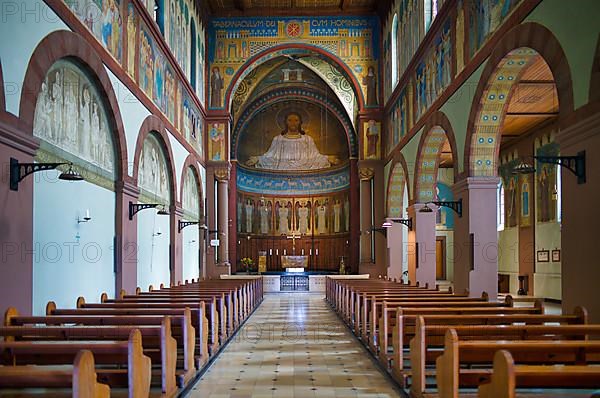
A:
[{"xmin": 187, "ymin": 293, "xmax": 403, "ymax": 397}]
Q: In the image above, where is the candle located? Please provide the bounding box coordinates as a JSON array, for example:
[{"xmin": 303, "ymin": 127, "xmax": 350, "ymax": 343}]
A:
[
  {"xmin": 157, "ymin": 227, "xmax": 161, "ymax": 235},
  {"xmin": 85, "ymin": 209, "xmax": 90, "ymax": 219}
]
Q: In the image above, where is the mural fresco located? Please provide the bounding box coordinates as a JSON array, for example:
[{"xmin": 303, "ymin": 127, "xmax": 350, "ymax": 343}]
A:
[
  {"xmin": 139, "ymin": 133, "xmax": 171, "ymax": 204},
  {"xmin": 182, "ymin": 90, "xmax": 204, "ymax": 158},
  {"xmin": 238, "ymin": 101, "xmax": 349, "ymax": 171},
  {"xmin": 387, "ymin": 85, "xmax": 412, "ymax": 154},
  {"xmin": 468, "ymin": 0, "xmax": 522, "ymax": 59},
  {"xmin": 208, "ymin": 16, "xmax": 380, "ymax": 109},
  {"xmin": 126, "ymin": 1, "xmax": 137, "ymax": 79},
  {"xmin": 139, "ymin": 22, "xmax": 178, "ymax": 127},
  {"xmin": 536, "ymin": 141, "xmax": 559, "ymax": 223},
  {"xmin": 499, "ymin": 159, "xmax": 520, "ymax": 228},
  {"xmin": 34, "ymin": 60, "xmax": 115, "ymax": 176},
  {"xmin": 237, "ymin": 192, "xmax": 350, "ymax": 236},
  {"xmin": 415, "ymin": 18, "xmax": 453, "ymax": 120},
  {"xmin": 208, "ymin": 122, "xmax": 226, "ymax": 161},
  {"xmin": 363, "ymin": 120, "xmax": 381, "ymax": 160},
  {"xmin": 67, "ymin": 0, "xmax": 123, "ymax": 63},
  {"xmin": 182, "ymin": 167, "xmax": 201, "ymax": 218}
]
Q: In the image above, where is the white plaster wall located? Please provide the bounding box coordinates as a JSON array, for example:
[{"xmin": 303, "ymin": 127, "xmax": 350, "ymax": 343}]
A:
[
  {"xmin": 498, "ymin": 227, "xmax": 519, "ymax": 293},
  {"xmin": 136, "ymin": 211, "xmax": 171, "ymax": 291}
]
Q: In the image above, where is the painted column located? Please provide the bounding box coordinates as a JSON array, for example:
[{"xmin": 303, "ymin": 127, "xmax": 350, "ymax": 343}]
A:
[
  {"xmin": 407, "ymin": 203, "xmax": 436, "ymax": 287},
  {"xmin": 349, "ymin": 159, "xmax": 360, "ymax": 273},
  {"xmin": 452, "ymin": 176, "xmax": 500, "ymax": 299},
  {"xmin": 359, "ymin": 167, "xmax": 374, "ymax": 265},
  {"xmin": 228, "ymin": 162, "xmax": 237, "ymax": 273},
  {"xmin": 215, "ymin": 165, "xmax": 231, "ymax": 271},
  {"xmin": 115, "ymin": 179, "xmax": 139, "ymax": 295},
  {"xmin": 170, "ymin": 205, "xmax": 184, "ymax": 286}
]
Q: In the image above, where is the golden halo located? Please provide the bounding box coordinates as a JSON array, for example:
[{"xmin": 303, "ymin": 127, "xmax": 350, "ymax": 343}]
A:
[{"xmin": 275, "ymin": 107, "xmax": 311, "ymax": 131}]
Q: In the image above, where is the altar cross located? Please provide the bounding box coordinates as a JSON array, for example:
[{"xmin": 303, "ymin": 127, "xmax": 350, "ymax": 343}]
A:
[{"xmin": 286, "ymin": 232, "xmax": 301, "ymax": 255}]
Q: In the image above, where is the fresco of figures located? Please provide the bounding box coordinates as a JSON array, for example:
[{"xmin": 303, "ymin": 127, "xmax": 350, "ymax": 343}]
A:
[
  {"xmin": 468, "ymin": 0, "xmax": 521, "ymax": 58},
  {"xmin": 387, "ymin": 86, "xmax": 412, "ymax": 154},
  {"xmin": 182, "ymin": 92, "xmax": 203, "ymax": 158},
  {"xmin": 182, "ymin": 167, "xmax": 201, "ymax": 218},
  {"xmin": 126, "ymin": 1, "xmax": 137, "ymax": 78},
  {"xmin": 139, "ymin": 134, "xmax": 171, "ymax": 204},
  {"xmin": 66, "ymin": 0, "xmax": 123, "ymax": 63},
  {"xmin": 237, "ymin": 193, "xmax": 350, "ymax": 236},
  {"xmin": 33, "ymin": 61, "xmax": 115, "ymax": 174},
  {"xmin": 499, "ymin": 159, "xmax": 520, "ymax": 228},
  {"xmin": 139, "ymin": 24, "xmax": 177, "ymax": 126},
  {"xmin": 415, "ymin": 19, "xmax": 452, "ymax": 120},
  {"xmin": 196, "ymin": 24, "xmax": 206, "ymax": 106}
]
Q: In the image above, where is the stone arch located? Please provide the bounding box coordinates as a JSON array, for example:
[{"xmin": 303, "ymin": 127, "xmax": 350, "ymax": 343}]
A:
[
  {"xmin": 414, "ymin": 111, "xmax": 458, "ymax": 203},
  {"xmin": 133, "ymin": 115, "xmax": 178, "ymax": 206},
  {"xmin": 590, "ymin": 33, "xmax": 600, "ymax": 103},
  {"xmin": 224, "ymin": 43, "xmax": 365, "ymax": 113},
  {"xmin": 18, "ymin": 30, "xmax": 128, "ymax": 181},
  {"xmin": 387, "ymin": 152, "xmax": 410, "ymax": 218},
  {"xmin": 464, "ymin": 22, "xmax": 574, "ymax": 177},
  {"xmin": 179, "ymin": 154, "xmax": 204, "ymax": 218}
]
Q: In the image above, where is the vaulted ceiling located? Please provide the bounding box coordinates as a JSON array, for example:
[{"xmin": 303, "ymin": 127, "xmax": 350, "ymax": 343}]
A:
[{"xmin": 205, "ymin": 0, "xmax": 389, "ymax": 17}]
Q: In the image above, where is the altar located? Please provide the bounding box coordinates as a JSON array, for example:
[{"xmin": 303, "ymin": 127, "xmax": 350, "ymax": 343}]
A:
[{"xmin": 281, "ymin": 255, "xmax": 308, "ymax": 268}]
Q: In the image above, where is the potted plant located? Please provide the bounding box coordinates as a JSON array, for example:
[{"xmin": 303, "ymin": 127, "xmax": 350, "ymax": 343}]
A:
[{"xmin": 240, "ymin": 257, "xmax": 254, "ymax": 274}]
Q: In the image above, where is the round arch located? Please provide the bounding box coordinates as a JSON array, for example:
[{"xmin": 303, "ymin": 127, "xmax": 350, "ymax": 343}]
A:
[
  {"xmin": 464, "ymin": 22, "xmax": 574, "ymax": 177},
  {"xmin": 231, "ymin": 87, "xmax": 358, "ymax": 159},
  {"xmin": 133, "ymin": 115, "xmax": 178, "ymax": 206},
  {"xmin": 224, "ymin": 43, "xmax": 366, "ymax": 113},
  {"xmin": 0, "ymin": 59, "xmax": 5, "ymax": 112},
  {"xmin": 18, "ymin": 30, "xmax": 128, "ymax": 181},
  {"xmin": 179, "ymin": 153, "xmax": 204, "ymax": 217},
  {"xmin": 387, "ymin": 152, "xmax": 410, "ymax": 217},
  {"xmin": 414, "ymin": 111, "xmax": 458, "ymax": 203},
  {"xmin": 590, "ymin": 33, "xmax": 600, "ymax": 103}
]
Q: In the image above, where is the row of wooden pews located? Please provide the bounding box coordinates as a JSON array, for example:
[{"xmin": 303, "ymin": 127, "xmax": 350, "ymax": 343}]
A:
[
  {"xmin": 326, "ymin": 277, "xmax": 600, "ymax": 397},
  {"xmin": 0, "ymin": 277, "xmax": 263, "ymax": 397}
]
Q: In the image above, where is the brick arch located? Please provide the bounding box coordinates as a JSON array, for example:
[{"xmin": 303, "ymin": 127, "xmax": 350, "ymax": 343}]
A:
[
  {"xmin": 179, "ymin": 154, "xmax": 204, "ymax": 218},
  {"xmin": 18, "ymin": 30, "xmax": 128, "ymax": 181},
  {"xmin": 133, "ymin": 115, "xmax": 178, "ymax": 206},
  {"xmin": 464, "ymin": 22, "xmax": 574, "ymax": 177},
  {"xmin": 224, "ymin": 43, "xmax": 365, "ymax": 113},
  {"xmin": 386, "ymin": 152, "xmax": 410, "ymax": 218},
  {"xmin": 414, "ymin": 111, "xmax": 458, "ymax": 203},
  {"xmin": 590, "ymin": 33, "xmax": 600, "ymax": 103}
]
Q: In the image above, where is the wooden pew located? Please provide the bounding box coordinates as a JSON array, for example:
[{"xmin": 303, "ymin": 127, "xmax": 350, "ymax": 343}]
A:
[
  {"xmin": 478, "ymin": 350, "xmax": 600, "ymax": 398},
  {"xmin": 4, "ymin": 307, "xmax": 184, "ymax": 395},
  {"xmin": 0, "ymin": 329, "xmax": 151, "ymax": 398},
  {"xmin": 410, "ymin": 312, "xmax": 599, "ymax": 396},
  {"xmin": 435, "ymin": 329, "xmax": 600, "ymax": 398},
  {"xmin": 0, "ymin": 349, "xmax": 110, "ymax": 398}
]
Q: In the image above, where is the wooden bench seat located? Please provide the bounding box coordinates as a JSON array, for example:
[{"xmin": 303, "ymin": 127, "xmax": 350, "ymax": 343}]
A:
[
  {"xmin": 478, "ymin": 350, "xmax": 600, "ymax": 398},
  {"xmin": 0, "ymin": 329, "xmax": 151, "ymax": 398},
  {"xmin": 0, "ymin": 350, "xmax": 110, "ymax": 398},
  {"xmin": 436, "ymin": 329, "xmax": 600, "ymax": 398}
]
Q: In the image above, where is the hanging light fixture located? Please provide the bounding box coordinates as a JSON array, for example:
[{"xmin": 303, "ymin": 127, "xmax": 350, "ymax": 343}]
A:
[{"xmin": 10, "ymin": 158, "xmax": 84, "ymax": 191}]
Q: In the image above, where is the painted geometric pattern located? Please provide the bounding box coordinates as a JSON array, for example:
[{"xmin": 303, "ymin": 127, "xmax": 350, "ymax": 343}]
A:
[
  {"xmin": 387, "ymin": 163, "xmax": 405, "ymax": 217},
  {"xmin": 231, "ymin": 87, "xmax": 357, "ymax": 158},
  {"xmin": 470, "ymin": 48, "xmax": 538, "ymax": 176},
  {"xmin": 237, "ymin": 165, "xmax": 350, "ymax": 195},
  {"xmin": 416, "ymin": 127, "xmax": 446, "ymax": 202}
]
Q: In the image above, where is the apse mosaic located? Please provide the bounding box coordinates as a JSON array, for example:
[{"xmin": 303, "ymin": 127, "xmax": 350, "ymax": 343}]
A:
[
  {"xmin": 34, "ymin": 60, "xmax": 115, "ymax": 176},
  {"xmin": 139, "ymin": 134, "xmax": 171, "ymax": 204},
  {"xmin": 182, "ymin": 167, "xmax": 201, "ymax": 218},
  {"xmin": 207, "ymin": 16, "xmax": 380, "ymax": 109},
  {"xmin": 237, "ymin": 101, "xmax": 349, "ymax": 171},
  {"xmin": 237, "ymin": 193, "xmax": 350, "ymax": 236},
  {"xmin": 468, "ymin": 0, "xmax": 522, "ymax": 59}
]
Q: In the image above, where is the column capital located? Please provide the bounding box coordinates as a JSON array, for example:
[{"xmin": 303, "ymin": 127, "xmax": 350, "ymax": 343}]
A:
[
  {"xmin": 213, "ymin": 163, "xmax": 231, "ymax": 182},
  {"xmin": 358, "ymin": 167, "xmax": 375, "ymax": 181}
]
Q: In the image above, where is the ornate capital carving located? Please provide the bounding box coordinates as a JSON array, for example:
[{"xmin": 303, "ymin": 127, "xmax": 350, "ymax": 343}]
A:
[
  {"xmin": 358, "ymin": 167, "xmax": 375, "ymax": 181},
  {"xmin": 214, "ymin": 166, "xmax": 230, "ymax": 182}
]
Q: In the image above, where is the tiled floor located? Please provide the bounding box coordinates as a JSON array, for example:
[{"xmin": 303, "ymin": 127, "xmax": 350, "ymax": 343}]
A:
[{"xmin": 187, "ymin": 293, "xmax": 404, "ymax": 398}]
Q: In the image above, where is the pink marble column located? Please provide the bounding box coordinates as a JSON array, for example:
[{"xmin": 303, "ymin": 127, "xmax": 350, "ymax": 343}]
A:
[
  {"xmin": 170, "ymin": 205, "xmax": 184, "ymax": 286},
  {"xmin": 215, "ymin": 166, "xmax": 230, "ymax": 271},
  {"xmin": 452, "ymin": 177, "xmax": 500, "ymax": 300},
  {"xmin": 115, "ymin": 179, "xmax": 139, "ymax": 295},
  {"xmin": 407, "ymin": 204, "xmax": 436, "ymax": 287}
]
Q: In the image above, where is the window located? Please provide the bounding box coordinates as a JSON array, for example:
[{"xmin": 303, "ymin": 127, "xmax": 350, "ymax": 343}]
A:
[
  {"xmin": 190, "ymin": 19, "xmax": 197, "ymax": 90},
  {"xmin": 154, "ymin": 0, "xmax": 164, "ymax": 35},
  {"xmin": 424, "ymin": 0, "xmax": 439, "ymax": 32},
  {"xmin": 391, "ymin": 13, "xmax": 398, "ymax": 88},
  {"xmin": 497, "ymin": 182, "xmax": 505, "ymax": 231}
]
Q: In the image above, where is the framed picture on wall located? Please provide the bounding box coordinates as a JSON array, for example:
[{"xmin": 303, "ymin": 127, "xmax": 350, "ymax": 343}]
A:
[
  {"xmin": 552, "ymin": 249, "xmax": 561, "ymax": 262},
  {"xmin": 537, "ymin": 250, "xmax": 550, "ymax": 263}
]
